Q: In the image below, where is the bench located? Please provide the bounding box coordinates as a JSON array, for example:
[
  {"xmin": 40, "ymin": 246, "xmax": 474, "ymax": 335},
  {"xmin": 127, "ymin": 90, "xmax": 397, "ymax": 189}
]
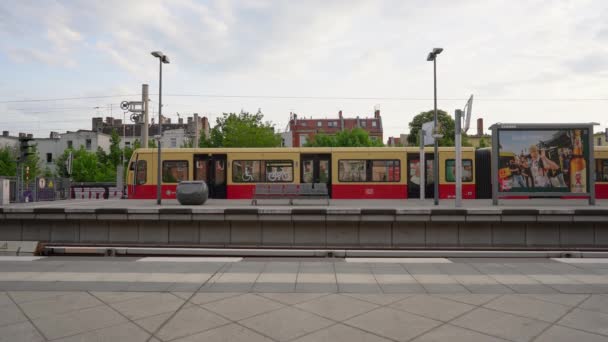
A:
[{"xmin": 251, "ymin": 183, "xmax": 330, "ymax": 205}]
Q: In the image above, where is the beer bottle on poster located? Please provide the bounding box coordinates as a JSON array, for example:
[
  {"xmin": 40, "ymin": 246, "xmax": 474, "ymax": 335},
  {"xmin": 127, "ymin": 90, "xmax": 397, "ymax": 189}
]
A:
[{"xmin": 570, "ymin": 129, "xmax": 587, "ymax": 193}]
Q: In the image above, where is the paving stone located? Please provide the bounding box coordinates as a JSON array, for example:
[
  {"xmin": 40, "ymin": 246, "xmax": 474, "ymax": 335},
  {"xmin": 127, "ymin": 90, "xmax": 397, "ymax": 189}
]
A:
[
  {"xmin": 32, "ymin": 305, "xmax": 127, "ymax": 340},
  {"xmin": 256, "ymin": 292, "xmax": 328, "ymax": 305},
  {"xmin": 558, "ymin": 308, "xmax": 608, "ymax": 336},
  {"xmin": 291, "ymin": 323, "xmax": 392, "ymax": 342},
  {"xmin": 0, "ymin": 303, "xmax": 27, "ymax": 327},
  {"xmin": 345, "ymin": 307, "xmax": 442, "ymax": 342},
  {"xmin": 90, "ymin": 291, "xmax": 150, "ymax": 304},
  {"xmin": 534, "ymin": 325, "xmax": 608, "ymax": 342},
  {"xmin": 241, "ymin": 306, "xmax": 333, "ymax": 341},
  {"xmin": 341, "ymin": 293, "xmax": 413, "ymax": 306},
  {"xmin": 109, "ymin": 293, "xmax": 184, "ymax": 320},
  {"xmin": 411, "ymin": 324, "xmax": 510, "ymax": 342},
  {"xmin": 295, "ymin": 294, "xmax": 379, "ymax": 321},
  {"xmin": 578, "ymin": 294, "xmax": 608, "ymax": 314},
  {"xmin": 141, "ymin": 306, "xmax": 229, "ymax": 341},
  {"xmin": 451, "ymin": 307, "xmax": 550, "ymax": 342},
  {"xmin": 171, "ymin": 323, "xmax": 273, "ymax": 342},
  {"xmin": 0, "ymin": 321, "xmax": 44, "ymax": 342},
  {"xmin": 483, "ymin": 294, "xmax": 571, "ymax": 322},
  {"xmin": 520, "ymin": 294, "xmax": 589, "ymax": 307},
  {"xmin": 52, "ymin": 322, "xmax": 151, "ymax": 342},
  {"xmin": 434, "ymin": 294, "xmax": 499, "ymax": 306},
  {"xmin": 18, "ymin": 292, "xmax": 102, "ymax": 319},
  {"xmin": 178, "ymin": 292, "xmax": 241, "ymax": 304},
  {"xmin": 390, "ymin": 295, "xmax": 475, "ymax": 322},
  {"xmin": 202, "ymin": 293, "xmax": 284, "ymax": 321},
  {"xmin": 0, "ymin": 293, "xmax": 12, "ymax": 307}
]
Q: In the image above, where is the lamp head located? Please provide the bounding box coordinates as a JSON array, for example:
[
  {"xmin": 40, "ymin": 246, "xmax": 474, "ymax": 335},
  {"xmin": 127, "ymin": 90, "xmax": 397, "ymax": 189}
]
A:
[
  {"xmin": 151, "ymin": 51, "xmax": 164, "ymax": 58},
  {"xmin": 432, "ymin": 48, "xmax": 443, "ymax": 55}
]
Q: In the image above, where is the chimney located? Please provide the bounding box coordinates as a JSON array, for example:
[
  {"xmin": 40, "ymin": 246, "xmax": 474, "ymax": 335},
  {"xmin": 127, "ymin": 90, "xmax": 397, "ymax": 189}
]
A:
[
  {"xmin": 374, "ymin": 109, "xmax": 380, "ymax": 119},
  {"xmin": 477, "ymin": 118, "xmax": 483, "ymax": 136},
  {"xmin": 50, "ymin": 131, "xmax": 59, "ymax": 139},
  {"xmin": 187, "ymin": 117, "xmax": 193, "ymax": 124},
  {"xmin": 2, "ymin": 131, "xmax": 8, "ymax": 137},
  {"xmin": 178, "ymin": 118, "xmax": 183, "ymax": 124},
  {"xmin": 338, "ymin": 110, "xmax": 343, "ymax": 119},
  {"xmin": 26, "ymin": 134, "xmax": 33, "ymax": 139},
  {"xmin": 105, "ymin": 117, "xmax": 113, "ymax": 124},
  {"xmin": 18, "ymin": 132, "xmax": 26, "ymax": 138}
]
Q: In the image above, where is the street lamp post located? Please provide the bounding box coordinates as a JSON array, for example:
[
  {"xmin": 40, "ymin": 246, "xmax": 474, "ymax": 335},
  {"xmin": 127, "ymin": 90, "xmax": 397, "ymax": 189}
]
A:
[
  {"xmin": 427, "ymin": 48, "xmax": 443, "ymax": 205},
  {"xmin": 151, "ymin": 51, "xmax": 170, "ymax": 205}
]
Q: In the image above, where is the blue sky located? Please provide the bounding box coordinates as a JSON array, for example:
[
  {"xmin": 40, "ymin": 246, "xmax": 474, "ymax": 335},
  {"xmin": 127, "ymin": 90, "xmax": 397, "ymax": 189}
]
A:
[{"xmin": 1, "ymin": 0, "xmax": 607, "ymax": 140}]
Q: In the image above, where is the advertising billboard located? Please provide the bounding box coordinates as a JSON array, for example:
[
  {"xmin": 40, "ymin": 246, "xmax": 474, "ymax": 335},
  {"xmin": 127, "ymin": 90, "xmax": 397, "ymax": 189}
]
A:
[{"xmin": 490, "ymin": 123, "xmax": 595, "ymax": 205}]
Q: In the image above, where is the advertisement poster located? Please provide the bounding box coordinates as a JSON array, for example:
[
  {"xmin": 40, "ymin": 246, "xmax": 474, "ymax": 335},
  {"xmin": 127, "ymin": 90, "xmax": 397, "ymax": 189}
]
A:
[{"xmin": 497, "ymin": 128, "xmax": 590, "ymax": 193}]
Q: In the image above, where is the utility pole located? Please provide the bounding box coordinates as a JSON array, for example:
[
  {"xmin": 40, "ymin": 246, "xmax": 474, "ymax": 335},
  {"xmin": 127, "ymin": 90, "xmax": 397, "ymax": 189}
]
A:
[{"xmin": 142, "ymin": 84, "xmax": 149, "ymax": 147}]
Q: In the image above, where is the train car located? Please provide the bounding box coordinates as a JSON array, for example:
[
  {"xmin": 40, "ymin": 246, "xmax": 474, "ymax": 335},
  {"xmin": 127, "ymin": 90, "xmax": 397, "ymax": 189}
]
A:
[
  {"xmin": 595, "ymin": 146, "xmax": 608, "ymax": 199},
  {"xmin": 331, "ymin": 148, "xmax": 406, "ymax": 199},
  {"xmin": 124, "ymin": 146, "xmax": 507, "ymax": 201}
]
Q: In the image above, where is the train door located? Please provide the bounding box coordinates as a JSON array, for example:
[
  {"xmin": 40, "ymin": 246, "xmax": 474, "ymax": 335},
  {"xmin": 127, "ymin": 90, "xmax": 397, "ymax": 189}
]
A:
[
  {"xmin": 407, "ymin": 152, "xmax": 435, "ymax": 199},
  {"xmin": 301, "ymin": 154, "xmax": 332, "ymax": 197},
  {"xmin": 194, "ymin": 154, "xmax": 227, "ymax": 199}
]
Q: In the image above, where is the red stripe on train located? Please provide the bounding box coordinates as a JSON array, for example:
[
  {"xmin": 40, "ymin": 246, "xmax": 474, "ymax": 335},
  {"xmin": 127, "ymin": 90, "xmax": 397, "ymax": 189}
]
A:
[{"xmin": 332, "ymin": 184, "xmax": 407, "ymax": 199}]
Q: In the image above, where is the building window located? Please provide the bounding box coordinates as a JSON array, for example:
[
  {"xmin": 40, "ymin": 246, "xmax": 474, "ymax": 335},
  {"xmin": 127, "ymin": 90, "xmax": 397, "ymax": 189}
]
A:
[
  {"xmin": 598, "ymin": 138, "xmax": 602, "ymax": 146},
  {"xmin": 371, "ymin": 136, "xmax": 378, "ymax": 141},
  {"xmin": 360, "ymin": 121, "xmax": 366, "ymax": 127},
  {"xmin": 46, "ymin": 153, "xmax": 52, "ymax": 163},
  {"xmin": 67, "ymin": 140, "xmax": 73, "ymax": 149},
  {"xmin": 85, "ymin": 139, "xmax": 92, "ymax": 150},
  {"xmin": 317, "ymin": 121, "xmax": 322, "ymax": 127},
  {"xmin": 372, "ymin": 121, "xmax": 377, "ymax": 127},
  {"xmin": 300, "ymin": 121, "xmax": 307, "ymax": 126},
  {"xmin": 170, "ymin": 137, "xmax": 177, "ymax": 147},
  {"xmin": 299, "ymin": 134, "xmax": 308, "ymax": 146},
  {"xmin": 445, "ymin": 159, "xmax": 474, "ymax": 182},
  {"xmin": 125, "ymin": 141, "xmax": 131, "ymax": 146},
  {"xmin": 162, "ymin": 160, "xmax": 188, "ymax": 183},
  {"xmin": 232, "ymin": 160, "xmax": 294, "ymax": 183}
]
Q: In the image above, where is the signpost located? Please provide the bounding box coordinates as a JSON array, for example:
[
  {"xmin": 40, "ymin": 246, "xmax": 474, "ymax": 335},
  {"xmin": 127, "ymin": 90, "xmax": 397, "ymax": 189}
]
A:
[
  {"xmin": 419, "ymin": 121, "xmax": 435, "ymax": 200},
  {"xmin": 490, "ymin": 123, "xmax": 596, "ymax": 205},
  {"xmin": 454, "ymin": 95, "xmax": 473, "ymax": 208}
]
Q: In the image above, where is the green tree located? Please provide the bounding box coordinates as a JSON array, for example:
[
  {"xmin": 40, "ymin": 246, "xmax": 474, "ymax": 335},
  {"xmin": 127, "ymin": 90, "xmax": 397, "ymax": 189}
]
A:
[
  {"xmin": 108, "ymin": 129, "xmax": 122, "ymax": 167},
  {"xmin": 478, "ymin": 136, "xmax": 489, "ymax": 148},
  {"xmin": 305, "ymin": 128, "xmax": 384, "ymax": 147},
  {"xmin": 407, "ymin": 110, "xmax": 456, "ymax": 146},
  {"xmin": 148, "ymin": 139, "xmax": 157, "ymax": 148},
  {"xmin": 24, "ymin": 144, "xmax": 41, "ymax": 179},
  {"xmin": 0, "ymin": 146, "xmax": 17, "ymax": 177},
  {"xmin": 199, "ymin": 110, "xmax": 281, "ymax": 147}
]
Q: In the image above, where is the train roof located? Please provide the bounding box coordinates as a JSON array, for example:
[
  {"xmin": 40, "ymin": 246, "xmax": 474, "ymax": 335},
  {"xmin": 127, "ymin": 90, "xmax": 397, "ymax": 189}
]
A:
[{"xmin": 132, "ymin": 146, "xmax": 477, "ymax": 154}]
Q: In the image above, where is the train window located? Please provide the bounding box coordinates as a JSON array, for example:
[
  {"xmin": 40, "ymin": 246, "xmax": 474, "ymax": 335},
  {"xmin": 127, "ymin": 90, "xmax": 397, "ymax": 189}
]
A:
[
  {"xmin": 339, "ymin": 160, "xmax": 366, "ymax": 182},
  {"xmin": 162, "ymin": 160, "xmax": 188, "ymax": 183},
  {"xmin": 215, "ymin": 160, "xmax": 226, "ymax": 183},
  {"xmin": 232, "ymin": 160, "xmax": 262, "ymax": 182},
  {"xmin": 372, "ymin": 160, "xmax": 400, "ymax": 182},
  {"xmin": 195, "ymin": 160, "xmax": 207, "ymax": 181},
  {"xmin": 264, "ymin": 160, "xmax": 294, "ymax": 182},
  {"xmin": 445, "ymin": 159, "xmax": 473, "ymax": 182},
  {"xmin": 596, "ymin": 159, "xmax": 608, "ymax": 182},
  {"xmin": 136, "ymin": 161, "xmax": 147, "ymax": 185}
]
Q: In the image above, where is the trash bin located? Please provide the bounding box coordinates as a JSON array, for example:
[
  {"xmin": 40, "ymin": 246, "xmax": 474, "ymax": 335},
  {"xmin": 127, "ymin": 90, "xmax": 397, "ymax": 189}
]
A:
[{"xmin": 176, "ymin": 181, "xmax": 209, "ymax": 205}]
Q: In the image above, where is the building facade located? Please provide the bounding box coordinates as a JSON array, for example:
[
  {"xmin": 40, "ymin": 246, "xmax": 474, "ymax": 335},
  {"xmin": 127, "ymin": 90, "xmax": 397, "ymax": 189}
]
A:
[
  {"xmin": 0, "ymin": 131, "xmax": 19, "ymax": 149},
  {"xmin": 92, "ymin": 113, "xmax": 209, "ymax": 148},
  {"xmin": 35, "ymin": 130, "xmax": 112, "ymax": 172},
  {"xmin": 288, "ymin": 109, "xmax": 383, "ymax": 147}
]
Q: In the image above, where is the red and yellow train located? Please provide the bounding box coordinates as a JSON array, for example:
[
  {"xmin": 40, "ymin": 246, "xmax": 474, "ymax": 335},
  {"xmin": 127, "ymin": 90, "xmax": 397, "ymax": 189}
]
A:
[{"xmin": 126, "ymin": 146, "xmax": 608, "ymax": 200}]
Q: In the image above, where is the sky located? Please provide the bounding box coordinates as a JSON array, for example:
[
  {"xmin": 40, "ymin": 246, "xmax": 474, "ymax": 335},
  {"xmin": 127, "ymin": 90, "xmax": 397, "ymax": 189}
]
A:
[{"xmin": 0, "ymin": 0, "xmax": 607, "ymax": 141}]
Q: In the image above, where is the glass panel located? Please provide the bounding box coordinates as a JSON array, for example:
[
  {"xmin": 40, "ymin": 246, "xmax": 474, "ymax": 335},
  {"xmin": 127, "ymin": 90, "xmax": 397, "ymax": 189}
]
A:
[
  {"xmin": 597, "ymin": 159, "xmax": 608, "ymax": 182},
  {"xmin": 232, "ymin": 160, "xmax": 261, "ymax": 182},
  {"xmin": 372, "ymin": 160, "xmax": 400, "ymax": 182},
  {"xmin": 409, "ymin": 159, "xmax": 421, "ymax": 185},
  {"xmin": 446, "ymin": 159, "xmax": 473, "ymax": 182},
  {"xmin": 303, "ymin": 160, "xmax": 314, "ymax": 183},
  {"xmin": 264, "ymin": 160, "xmax": 293, "ymax": 182},
  {"xmin": 195, "ymin": 159, "xmax": 207, "ymax": 181},
  {"xmin": 215, "ymin": 160, "xmax": 226, "ymax": 184},
  {"xmin": 319, "ymin": 160, "xmax": 329, "ymax": 183},
  {"xmin": 162, "ymin": 160, "xmax": 188, "ymax": 183},
  {"xmin": 339, "ymin": 160, "xmax": 366, "ymax": 182},
  {"xmin": 426, "ymin": 159, "xmax": 434, "ymax": 184},
  {"xmin": 136, "ymin": 161, "xmax": 147, "ymax": 185}
]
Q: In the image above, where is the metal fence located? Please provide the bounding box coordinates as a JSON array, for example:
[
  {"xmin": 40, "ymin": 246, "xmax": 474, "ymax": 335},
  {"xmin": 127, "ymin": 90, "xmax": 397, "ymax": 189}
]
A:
[{"xmin": 18, "ymin": 177, "xmax": 71, "ymax": 202}]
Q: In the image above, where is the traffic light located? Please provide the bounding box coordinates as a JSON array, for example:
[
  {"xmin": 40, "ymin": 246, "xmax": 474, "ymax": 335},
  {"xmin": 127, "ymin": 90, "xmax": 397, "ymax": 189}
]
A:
[{"xmin": 18, "ymin": 135, "xmax": 35, "ymax": 162}]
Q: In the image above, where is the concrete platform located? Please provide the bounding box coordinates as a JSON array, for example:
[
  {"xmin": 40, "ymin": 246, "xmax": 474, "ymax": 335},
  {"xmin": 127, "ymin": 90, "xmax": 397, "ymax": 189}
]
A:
[
  {"xmin": 2, "ymin": 199, "xmax": 608, "ymax": 249},
  {"xmin": 2, "ymin": 256, "xmax": 608, "ymax": 341}
]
